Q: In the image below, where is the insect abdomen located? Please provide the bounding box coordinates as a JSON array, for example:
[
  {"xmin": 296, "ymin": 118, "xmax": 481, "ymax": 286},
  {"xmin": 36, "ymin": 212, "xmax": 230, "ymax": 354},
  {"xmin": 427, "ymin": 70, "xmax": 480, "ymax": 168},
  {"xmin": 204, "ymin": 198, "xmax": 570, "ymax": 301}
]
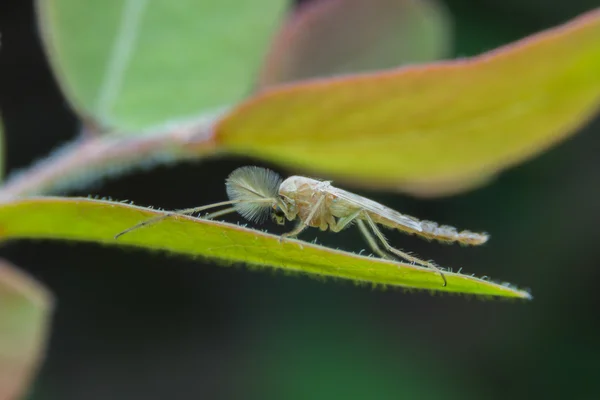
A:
[{"xmin": 419, "ymin": 220, "xmax": 489, "ymax": 245}]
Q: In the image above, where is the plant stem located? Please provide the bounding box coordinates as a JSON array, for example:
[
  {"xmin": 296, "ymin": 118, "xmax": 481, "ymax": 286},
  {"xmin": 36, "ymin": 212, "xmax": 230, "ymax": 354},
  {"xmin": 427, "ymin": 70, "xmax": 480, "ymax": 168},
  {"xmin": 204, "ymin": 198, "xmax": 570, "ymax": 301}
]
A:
[{"xmin": 0, "ymin": 116, "xmax": 221, "ymax": 199}]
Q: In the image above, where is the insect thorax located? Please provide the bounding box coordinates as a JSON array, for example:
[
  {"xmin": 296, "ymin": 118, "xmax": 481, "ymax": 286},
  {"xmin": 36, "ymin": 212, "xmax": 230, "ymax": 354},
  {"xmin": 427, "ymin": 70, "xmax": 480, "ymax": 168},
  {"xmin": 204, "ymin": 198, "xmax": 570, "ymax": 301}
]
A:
[{"xmin": 279, "ymin": 176, "xmax": 335, "ymax": 228}]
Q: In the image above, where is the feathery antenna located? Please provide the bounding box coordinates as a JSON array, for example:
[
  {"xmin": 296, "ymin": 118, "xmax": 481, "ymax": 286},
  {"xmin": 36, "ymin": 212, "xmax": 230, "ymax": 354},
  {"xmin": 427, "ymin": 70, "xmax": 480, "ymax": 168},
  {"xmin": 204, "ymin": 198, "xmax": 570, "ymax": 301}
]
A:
[{"xmin": 225, "ymin": 166, "xmax": 282, "ymax": 223}]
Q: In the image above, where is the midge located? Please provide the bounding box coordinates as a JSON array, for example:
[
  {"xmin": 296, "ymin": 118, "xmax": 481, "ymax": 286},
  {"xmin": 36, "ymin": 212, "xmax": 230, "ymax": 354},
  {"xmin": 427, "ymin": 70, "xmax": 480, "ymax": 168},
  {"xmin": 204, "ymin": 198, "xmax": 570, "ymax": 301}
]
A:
[{"xmin": 115, "ymin": 166, "xmax": 489, "ymax": 286}]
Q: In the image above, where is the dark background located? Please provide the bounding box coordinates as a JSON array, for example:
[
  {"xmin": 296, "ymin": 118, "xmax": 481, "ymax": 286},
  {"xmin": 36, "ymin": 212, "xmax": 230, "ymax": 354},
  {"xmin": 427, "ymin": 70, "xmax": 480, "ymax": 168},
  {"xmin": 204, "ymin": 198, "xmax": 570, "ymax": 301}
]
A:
[{"xmin": 1, "ymin": 1, "xmax": 599, "ymax": 399}]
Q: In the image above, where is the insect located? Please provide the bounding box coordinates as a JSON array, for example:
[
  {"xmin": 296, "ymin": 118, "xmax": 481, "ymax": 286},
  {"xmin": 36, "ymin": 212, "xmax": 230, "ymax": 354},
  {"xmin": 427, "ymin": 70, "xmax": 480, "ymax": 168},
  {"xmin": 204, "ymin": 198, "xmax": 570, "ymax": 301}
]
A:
[{"xmin": 115, "ymin": 166, "xmax": 489, "ymax": 286}]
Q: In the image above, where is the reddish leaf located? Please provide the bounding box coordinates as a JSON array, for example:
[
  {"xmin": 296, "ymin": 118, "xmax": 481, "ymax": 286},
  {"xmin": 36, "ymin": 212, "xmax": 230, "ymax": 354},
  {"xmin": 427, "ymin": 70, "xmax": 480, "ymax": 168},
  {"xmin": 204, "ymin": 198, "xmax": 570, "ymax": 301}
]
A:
[
  {"xmin": 0, "ymin": 261, "xmax": 53, "ymax": 400},
  {"xmin": 259, "ymin": 0, "xmax": 451, "ymax": 87}
]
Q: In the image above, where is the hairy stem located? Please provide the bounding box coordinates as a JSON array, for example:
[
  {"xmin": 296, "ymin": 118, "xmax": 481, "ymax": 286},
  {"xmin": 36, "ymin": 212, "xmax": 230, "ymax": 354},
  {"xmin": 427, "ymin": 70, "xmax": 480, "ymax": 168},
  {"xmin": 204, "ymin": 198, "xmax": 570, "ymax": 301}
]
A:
[{"xmin": 0, "ymin": 114, "xmax": 223, "ymax": 199}]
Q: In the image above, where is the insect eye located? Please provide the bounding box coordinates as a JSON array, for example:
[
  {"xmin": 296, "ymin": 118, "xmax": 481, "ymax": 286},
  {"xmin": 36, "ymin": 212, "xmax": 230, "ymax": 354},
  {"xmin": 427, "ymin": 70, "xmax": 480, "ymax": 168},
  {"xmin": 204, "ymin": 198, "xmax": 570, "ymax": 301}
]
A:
[{"xmin": 271, "ymin": 207, "xmax": 286, "ymax": 225}]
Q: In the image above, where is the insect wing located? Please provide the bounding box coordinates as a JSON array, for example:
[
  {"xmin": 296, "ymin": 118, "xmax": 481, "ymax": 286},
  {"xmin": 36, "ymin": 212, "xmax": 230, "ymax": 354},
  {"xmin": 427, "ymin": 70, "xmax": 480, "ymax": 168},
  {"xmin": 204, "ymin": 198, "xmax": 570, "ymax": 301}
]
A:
[{"xmin": 328, "ymin": 186, "xmax": 423, "ymax": 232}]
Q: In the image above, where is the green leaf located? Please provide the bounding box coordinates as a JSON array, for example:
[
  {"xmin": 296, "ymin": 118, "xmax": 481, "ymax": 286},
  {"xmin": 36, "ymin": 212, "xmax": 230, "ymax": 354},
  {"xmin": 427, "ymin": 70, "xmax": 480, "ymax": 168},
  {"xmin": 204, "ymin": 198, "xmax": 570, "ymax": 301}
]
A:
[
  {"xmin": 36, "ymin": 0, "xmax": 289, "ymax": 131},
  {"xmin": 0, "ymin": 261, "xmax": 53, "ymax": 400},
  {"xmin": 216, "ymin": 9, "xmax": 600, "ymax": 197},
  {"xmin": 258, "ymin": 0, "xmax": 452, "ymax": 87},
  {"xmin": 0, "ymin": 197, "xmax": 530, "ymax": 299}
]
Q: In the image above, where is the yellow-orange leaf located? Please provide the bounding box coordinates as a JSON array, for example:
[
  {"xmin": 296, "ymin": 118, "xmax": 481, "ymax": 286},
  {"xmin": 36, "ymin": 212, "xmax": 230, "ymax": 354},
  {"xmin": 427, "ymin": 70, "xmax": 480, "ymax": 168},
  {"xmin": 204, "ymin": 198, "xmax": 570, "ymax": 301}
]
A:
[{"xmin": 216, "ymin": 9, "xmax": 600, "ymax": 197}]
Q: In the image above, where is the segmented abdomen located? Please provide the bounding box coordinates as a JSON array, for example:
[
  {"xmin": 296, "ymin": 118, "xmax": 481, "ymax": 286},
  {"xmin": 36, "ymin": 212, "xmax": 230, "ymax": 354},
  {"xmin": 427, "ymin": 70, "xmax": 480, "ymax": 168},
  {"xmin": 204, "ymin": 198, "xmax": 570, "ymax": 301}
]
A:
[{"xmin": 416, "ymin": 220, "xmax": 489, "ymax": 245}]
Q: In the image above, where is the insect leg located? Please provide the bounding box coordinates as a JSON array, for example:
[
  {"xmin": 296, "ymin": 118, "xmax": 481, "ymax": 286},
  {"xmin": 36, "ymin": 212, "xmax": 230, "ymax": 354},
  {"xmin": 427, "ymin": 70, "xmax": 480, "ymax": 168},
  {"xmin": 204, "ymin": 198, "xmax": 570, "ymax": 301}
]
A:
[
  {"xmin": 204, "ymin": 207, "xmax": 238, "ymax": 220},
  {"xmin": 280, "ymin": 194, "xmax": 325, "ymax": 241},
  {"xmin": 356, "ymin": 219, "xmax": 394, "ymax": 261},
  {"xmin": 330, "ymin": 210, "xmax": 362, "ymax": 233},
  {"xmin": 280, "ymin": 221, "xmax": 309, "ymax": 241},
  {"xmin": 115, "ymin": 200, "xmax": 244, "ymax": 239},
  {"xmin": 363, "ymin": 213, "xmax": 447, "ymax": 287}
]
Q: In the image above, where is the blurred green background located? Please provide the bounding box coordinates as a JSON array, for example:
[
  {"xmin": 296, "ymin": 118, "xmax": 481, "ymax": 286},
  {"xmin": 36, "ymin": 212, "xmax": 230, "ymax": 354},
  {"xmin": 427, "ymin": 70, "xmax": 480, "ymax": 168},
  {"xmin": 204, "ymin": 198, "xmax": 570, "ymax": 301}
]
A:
[{"xmin": 0, "ymin": 0, "xmax": 599, "ymax": 399}]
